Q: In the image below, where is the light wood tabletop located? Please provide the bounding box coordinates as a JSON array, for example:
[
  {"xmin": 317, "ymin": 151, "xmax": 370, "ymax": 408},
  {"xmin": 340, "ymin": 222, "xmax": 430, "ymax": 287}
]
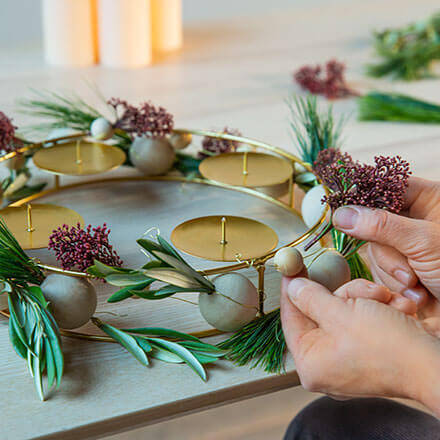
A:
[{"xmin": 1, "ymin": 0, "xmax": 440, "ymax": 439}]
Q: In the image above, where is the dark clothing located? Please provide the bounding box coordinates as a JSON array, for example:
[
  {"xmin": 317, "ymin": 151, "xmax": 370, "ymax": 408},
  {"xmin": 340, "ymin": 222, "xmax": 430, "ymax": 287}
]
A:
[{"xmin": 284, "ymin": 397, "xmax": 440, "ymax": 440}]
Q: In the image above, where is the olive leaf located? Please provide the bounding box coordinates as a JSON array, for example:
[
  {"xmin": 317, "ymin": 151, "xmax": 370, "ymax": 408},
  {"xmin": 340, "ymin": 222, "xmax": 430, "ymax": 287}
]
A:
[
  {"xmin": 142, "ymin": 267, "xmax": 205, "ymax": 289},
  {"xmin": 7, "ymin": 286, "xmax": 64, "ymax": 400},
  {"xmin": 106, "ymin": 272, "xmax": 152, "ymax": 287},
  {"xmin": 92, "ymin": 319, "xmax": 222, "ymax": 380},
  {"xmin": 107, "ymin": 279, "xmax": 154, "ymax": 303}
]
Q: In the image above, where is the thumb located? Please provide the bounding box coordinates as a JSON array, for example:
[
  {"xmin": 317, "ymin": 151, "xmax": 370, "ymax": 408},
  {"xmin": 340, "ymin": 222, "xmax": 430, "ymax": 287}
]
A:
[
  {"xmin": 333, "ymin": 206, "xmax": 439, "ymax": 259},
  {"xmin": 286, "ymin": 278, "xmax": 346, "ymax": 329}
]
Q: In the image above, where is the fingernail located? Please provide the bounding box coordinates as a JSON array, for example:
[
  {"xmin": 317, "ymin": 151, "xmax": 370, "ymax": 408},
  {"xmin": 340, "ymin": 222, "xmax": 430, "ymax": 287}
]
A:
[
  {"xmin": 394, "ymin": 269, "xmax": 412, "ymax": 285},
  {"xmin": 403, "ymin": 287, "xmax": 424, "ymax": 305},
  {"xmin": 333, "ymin": 207, "xmax": 358, "ymax": 230},
  {"xmin": 287, "ymin": 278, "xmax": 308, "ymax": 301}
]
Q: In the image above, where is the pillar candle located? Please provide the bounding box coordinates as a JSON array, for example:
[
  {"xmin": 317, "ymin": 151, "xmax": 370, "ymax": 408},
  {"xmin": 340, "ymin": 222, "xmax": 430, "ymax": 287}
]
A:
[
  {"xmin": 42, "ymin": 0, "xmax": 97, "ymax": 66},
  {"xmin": 98, "ymin": 0, "xmax": 152, "ymax": 68},
  {"xmin": 151, "ymin": 0, "xmax": 183, "ymax": 52}
]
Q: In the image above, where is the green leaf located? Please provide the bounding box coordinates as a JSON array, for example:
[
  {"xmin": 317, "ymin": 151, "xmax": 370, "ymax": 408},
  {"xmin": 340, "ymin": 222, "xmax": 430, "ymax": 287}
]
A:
[
  {"xmin": 8, "ymin": 294, "xmax": 33, "ymax": 353},
  {"xmin": 107, "ymin": 279, "xmax": 154, "ymax": 303},
  {"xmin": 142, "ymin": 261, "xmax": 166, "ymax": 270},
  {"xmin": 142, "ymin": 268, "xmax": 201, "ymax": 289},
  {"xmin": 152, "ymin": 251, "xmax": 214, "ymax": 291},
  {"xmin": 136, "ymin": 238, "xmax": 163, "ymax": 256},
  {"xmin": 133, "ymin": 336, "xmax": 153, "ymax": 353},
  {"xmin": 9, "ymin": 318, "xmax": 27, "ymax": 359},
  {"xmin": 40, "ymin": 311, "xmax": 64, "ymax": 388},
  {"xmin": 134, "ymin": 285, "xmax": 207, "ymax": 300},
  {"xmin": 44, "ymin": 338, "xmax": 56, "ymax": 389},
  {"xmin": 106, "ymin": 272, "xmax": 151, "ymax": 287},
  {"xmin": 28, "ymin": 286, "xmax": 48, "ymax": 308},
  {"xmin": 156, "ymin": 235, "xmax": 186, "ymax": 262},
  {"xmin": 180, "ymin": 340, "xmax": 225, "ymax": 354},
  {"xmin": 191, "ymin": 353, "xmax": 222, "ymax": 364},
  {"xmin": 123, "ymin": 327, "xmax": 201, "ymax": 342},
  {"xmin": 150, "ymin": 347, "xmax": 183, "ymax": 363},
  {"xmin": 149, "ymin": 338, "xmax": 207, "ymax": 381},
  {"xmin": 98, "ymin": 322, "xmax": 149, "ymax": 366}
]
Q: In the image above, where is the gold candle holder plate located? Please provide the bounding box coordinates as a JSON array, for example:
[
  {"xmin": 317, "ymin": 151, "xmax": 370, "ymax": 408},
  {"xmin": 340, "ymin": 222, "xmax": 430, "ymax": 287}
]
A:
[
  {"xmin": 32, "ymin": 141, "xmax": 126, "ymax": 176},
  {"xmin": 171, "ymin": 215, "xmax": 279, "ymax": 262}
]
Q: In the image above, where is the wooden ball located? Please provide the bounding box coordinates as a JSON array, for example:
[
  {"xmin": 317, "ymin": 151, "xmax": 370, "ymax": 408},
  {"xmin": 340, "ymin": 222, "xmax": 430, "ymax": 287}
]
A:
[
  {"xmin": 129, "ymin": 137, "xmax": 176, "ymax": 176},
  {"xmin": 274, "ymin": 247, "xmax": 304, "ymax": 276},
  {"xmin": 170, "ymin": 133, "xmax": 192, "ymax": 150},
  {"xmin": 40, "ymin": 274, "xmax": 97, "ymax": 329},
  {"xmin": 301, "ymin": 184, "xmax": 327, "ymax": 228},
  {"xmin": 198, "ymin": 273, "xmax": 258, "ymax": 332},
  {"xmin": 309, "ymin": 250, "xmax": 351, "ymax": 292},
  {"xmin": 90, "ymin": 117, "xmax": 114, "ymax": 140}
]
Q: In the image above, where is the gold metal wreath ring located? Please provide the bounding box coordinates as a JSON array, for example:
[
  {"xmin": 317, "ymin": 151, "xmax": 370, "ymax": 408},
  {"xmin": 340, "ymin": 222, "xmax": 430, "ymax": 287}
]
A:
[{"xmin": 0, "ymin": 129, "xmax": 328, "ymax": 342}]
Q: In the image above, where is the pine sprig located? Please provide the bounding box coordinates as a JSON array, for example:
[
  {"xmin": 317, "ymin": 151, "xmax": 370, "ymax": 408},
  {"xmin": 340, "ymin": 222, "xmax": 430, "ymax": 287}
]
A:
[
  {"xmin": 91, "ymin": 318, "xmax": 224, "ymax": 380},
  {"xmin": 218, "ymin": 309, "xmax": 286, "ymax": 374},
  {"xmin": 358, "ymin": 91, "xmax": 440, "ymax": 123},
  {"xmin": 18, "ymin": 90, "xmax": 101, "ymax": 133},
  {"xmin": 367, "ymin": 12, "xmax": 440, "ymax": 81},
  {"xmin": 0, "ymin": 218, "xmax": 44, "ymax": 286},
  {"xmin": 288, "ymin": 94, "xmax": 345, "ymax": 166}
]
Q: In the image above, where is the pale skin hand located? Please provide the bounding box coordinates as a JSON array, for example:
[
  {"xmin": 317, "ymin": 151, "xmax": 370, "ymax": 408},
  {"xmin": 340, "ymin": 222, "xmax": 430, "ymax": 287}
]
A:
[
  {"xmin": 333, "ymin": 176, "xmax": 440, "ymax": 326},
  {"xmin": 280, "ymin": 277, "xmax": 440, "ymax": 416}
]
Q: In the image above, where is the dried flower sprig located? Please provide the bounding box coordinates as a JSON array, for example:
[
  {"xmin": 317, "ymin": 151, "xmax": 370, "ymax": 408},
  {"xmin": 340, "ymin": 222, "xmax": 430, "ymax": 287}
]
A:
[
  {"xmin": 305, "ymin": 150, "xmax": 411, "ymax": 254},
  {"xmin": 108, "ymin": 98, "xmax": 174, "ymax": 139},
  {"xmin": 48, "ymin": 223, "xmax": 123, "ymax": 272},
  {"xmin": 0, "ymin": 111, "xmax": 22, "ymax": 154},
  {"xmin": 198, "ymin": 127, "xmax": 242, "ymax": 158},
  {"xmin": 294, "ymin": 59, "xmax": 357, "ymax": 100}
]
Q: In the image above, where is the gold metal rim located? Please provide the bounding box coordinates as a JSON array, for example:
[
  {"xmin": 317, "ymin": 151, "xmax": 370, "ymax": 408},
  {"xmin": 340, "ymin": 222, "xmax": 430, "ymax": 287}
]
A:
[
  {"xmin": 1, "ymin": 128, "xmax": 328, "ymax": 343},
  {"xmin": 10, "ymin": 175, "xmax": 325, "ymax": 276}
]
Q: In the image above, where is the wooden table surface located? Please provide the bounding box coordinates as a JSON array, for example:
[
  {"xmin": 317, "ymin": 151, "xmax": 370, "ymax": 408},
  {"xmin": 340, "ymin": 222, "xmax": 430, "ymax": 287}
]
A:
[{"xmin": 1, "ymin": 0, "xmax": 440, "ymax": 439}]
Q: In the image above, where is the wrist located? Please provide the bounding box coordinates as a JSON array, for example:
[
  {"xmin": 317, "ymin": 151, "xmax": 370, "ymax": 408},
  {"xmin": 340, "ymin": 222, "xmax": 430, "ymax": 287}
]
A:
[{"xmin": 408, "ymin": 339, "xmax": 440, "ymax": 417}]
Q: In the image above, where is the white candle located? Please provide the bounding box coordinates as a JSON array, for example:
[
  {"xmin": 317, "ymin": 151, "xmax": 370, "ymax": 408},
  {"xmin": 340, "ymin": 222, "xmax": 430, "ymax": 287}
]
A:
[
  {"xmin": 98, "ymin": 0, "xmax": 152, "ymax": 68},
  {"xmin": 151, "ymin": 0, "xmax": 182, "ymax": 52},
  {"xmin": 42, "ymin": 0, "xmax": 97, "ymax": 67}
]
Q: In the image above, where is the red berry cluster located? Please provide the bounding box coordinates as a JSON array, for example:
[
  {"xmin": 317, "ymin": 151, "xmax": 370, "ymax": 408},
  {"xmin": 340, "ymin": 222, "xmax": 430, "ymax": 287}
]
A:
[
  {"xmin": 198, "ymin": 127, "xmax": 242, "ymax": 159},
  {"xmin": 294, "ymin": 59, "xmax": 356, "ymax": 99},
  {"xmin": 48, "ymin": 223, "xmax": 123, "ymax": 272},
  {"xmin": 108, "ymin": 98, "xmax": 174, "ymax": 139},
  {"xmin": 314, "ymin": 149, "xmax": 411, "ymax": 213},
  {"xmin": 0, "ymin": 111, "xmax": 19, "ymax": 153}
]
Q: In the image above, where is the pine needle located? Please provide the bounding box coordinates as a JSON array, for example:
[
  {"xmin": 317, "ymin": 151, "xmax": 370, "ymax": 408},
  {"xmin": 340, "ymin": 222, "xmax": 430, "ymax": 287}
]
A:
[
  {"xmin": 287, "ymin": 94, "xmax": 345, "ymax": 165},
  {"xmin": 366, "ymin": 11, "xmax": 440, "ymax": 81},
  {"xmin": 218, "ymin": 309, "xmax": 286, "ymax": 374},
  {"xmin": 17, "ymin": 89, "xmax": 101, "ymax": 134},
  {"xmin": 358, "ymin": 91, "xmax": 440, "ymax": 123}
]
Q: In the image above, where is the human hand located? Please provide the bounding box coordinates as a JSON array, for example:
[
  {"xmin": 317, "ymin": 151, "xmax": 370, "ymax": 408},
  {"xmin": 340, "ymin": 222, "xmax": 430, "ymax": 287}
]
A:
[
  {"xmin": 332, "ymin": 177, "xmax": 440, "ymax": 313},
  {"xmin": 280, "ymin": 277, "xmax": 440, "ymax": 414}
]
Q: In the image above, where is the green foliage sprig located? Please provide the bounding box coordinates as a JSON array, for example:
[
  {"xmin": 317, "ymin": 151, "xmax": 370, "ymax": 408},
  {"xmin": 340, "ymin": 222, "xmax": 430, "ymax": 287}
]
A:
[
  {"xmin": 7, "ymin": 285, "xmax": 64, "ymax": 401},
  {"xmin": 87, "ymin": 233, "xmax": 215, "ymax": 302},
  {"xmin": 0, "ymin": 219, "xmax": 64, "ymax": 401},
  {"xmin": 288, "ymin": 95, "xmax": 345, "ymax": 166},
  {"xmin": 358, "ymin": 91, "xmax": 440, "ymax": 123},
  {"xmin": 92, "ymin": 318, "xmax": 224, "ymax": 381},
  {"xmin": 367, "ymin": 12, "xmax": 440, "ymax": 80},
  {"xmin": 218, "ymin": 309, "xmax": 285, "ymax": 374}
]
